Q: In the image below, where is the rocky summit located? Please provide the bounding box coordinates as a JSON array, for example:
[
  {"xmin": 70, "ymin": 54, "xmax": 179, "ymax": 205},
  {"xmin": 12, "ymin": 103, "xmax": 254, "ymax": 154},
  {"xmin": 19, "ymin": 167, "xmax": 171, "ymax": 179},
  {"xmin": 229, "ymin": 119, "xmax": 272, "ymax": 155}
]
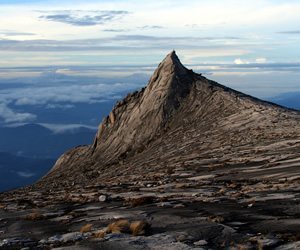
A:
[{"xmin": 0, "ymin": 51, "xmax": 300, "ymax": 249}]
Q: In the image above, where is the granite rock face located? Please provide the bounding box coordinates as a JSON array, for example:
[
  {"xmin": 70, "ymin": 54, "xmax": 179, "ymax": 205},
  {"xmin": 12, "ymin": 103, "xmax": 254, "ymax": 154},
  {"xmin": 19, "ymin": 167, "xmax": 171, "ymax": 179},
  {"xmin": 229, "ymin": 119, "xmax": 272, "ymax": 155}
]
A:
[{"xmin": 40, "ymin": 51, "xmax": 300, "ymax": 189}]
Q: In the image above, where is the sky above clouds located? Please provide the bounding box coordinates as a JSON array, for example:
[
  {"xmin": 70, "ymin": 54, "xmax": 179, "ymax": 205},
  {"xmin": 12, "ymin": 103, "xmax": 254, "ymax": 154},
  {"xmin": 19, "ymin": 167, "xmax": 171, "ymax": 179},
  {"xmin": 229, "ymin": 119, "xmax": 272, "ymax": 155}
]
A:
[
  {"xmin": 1, "ymin": 0, "xmax": 300, "ymax": 65},
  {"xmin": 0, "ymin": 0, "xmax": 300, "ymax": 126}
]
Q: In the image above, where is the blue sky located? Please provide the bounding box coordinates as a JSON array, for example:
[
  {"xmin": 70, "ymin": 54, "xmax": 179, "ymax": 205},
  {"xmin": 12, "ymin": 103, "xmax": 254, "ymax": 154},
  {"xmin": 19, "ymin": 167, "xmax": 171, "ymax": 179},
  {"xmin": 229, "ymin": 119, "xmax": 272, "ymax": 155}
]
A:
[{"xmin": 0, "ymin": 0, "xmax": 300, "ymax": 126}]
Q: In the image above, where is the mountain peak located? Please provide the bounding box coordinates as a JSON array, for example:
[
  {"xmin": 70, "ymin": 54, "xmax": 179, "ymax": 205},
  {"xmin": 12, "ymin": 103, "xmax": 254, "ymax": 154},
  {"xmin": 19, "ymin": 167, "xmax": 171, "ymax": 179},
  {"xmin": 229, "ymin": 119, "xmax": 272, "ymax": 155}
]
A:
[
  {"xmin": 146, "ymin": 51, "xmax": 194, "ymax": 94},
  {"xmin": 162, "ymin": 50, "xmax": 180, "ymax": 64},
  {"xmin": 51, "ymin": 52, "xmax": 197, "ymax": 169},
  {"xmin": 156, "ymin": 50, "xmax": 189, "ymax": 76},
  {"xmin": 42, "ymin": 52, "xmax": 300, "ymax": 190}
]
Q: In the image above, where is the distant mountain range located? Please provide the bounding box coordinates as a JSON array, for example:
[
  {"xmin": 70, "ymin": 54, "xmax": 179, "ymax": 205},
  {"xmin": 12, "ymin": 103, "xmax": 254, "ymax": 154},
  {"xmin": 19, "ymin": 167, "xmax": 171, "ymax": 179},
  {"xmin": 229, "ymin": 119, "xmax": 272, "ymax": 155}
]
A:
[
  {"xmin": 268, "ymin": 92, "xmax": 300, "ymax": 110},
  {"xmin": 0, "ymin": 123, "xmax": 96, "ymax": 158},
  {"xmin": 0, "ymin": 123, "xmax": 96, "ymax": 191},
  {"xmin": 0, "ymin": 152, "xmax": 55, "ymax": 192}
]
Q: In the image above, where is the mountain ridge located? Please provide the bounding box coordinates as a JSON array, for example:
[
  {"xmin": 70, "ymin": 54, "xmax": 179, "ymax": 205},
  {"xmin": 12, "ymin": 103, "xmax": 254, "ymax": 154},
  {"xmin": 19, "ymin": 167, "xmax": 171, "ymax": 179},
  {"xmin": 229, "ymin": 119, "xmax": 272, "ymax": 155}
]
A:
[{"xmin": 38, "ymin": 51, "xmax": 300, "ymax": 189}]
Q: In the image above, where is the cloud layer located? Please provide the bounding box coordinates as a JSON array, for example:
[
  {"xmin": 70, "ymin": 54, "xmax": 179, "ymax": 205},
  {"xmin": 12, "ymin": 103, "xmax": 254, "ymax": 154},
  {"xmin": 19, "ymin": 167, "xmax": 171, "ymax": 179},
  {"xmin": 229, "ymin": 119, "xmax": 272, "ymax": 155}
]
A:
[
  {"xmin": 277, "ymin": 30, "xmax": 300, "ymax": 34},
  {"xmin": 1, "ymin": 60, "xmax": 300, "ymax": 126},
  {"xmin": 39, "ymin": 10, "xmax": 129, "ymax": 26},
  {"xmin": 0, "ymin": 103, "xmax": 36, "ymax": 123},
  {"xmin": 0, "ymin": 70, "xmax": 147, "ymax": 125}
]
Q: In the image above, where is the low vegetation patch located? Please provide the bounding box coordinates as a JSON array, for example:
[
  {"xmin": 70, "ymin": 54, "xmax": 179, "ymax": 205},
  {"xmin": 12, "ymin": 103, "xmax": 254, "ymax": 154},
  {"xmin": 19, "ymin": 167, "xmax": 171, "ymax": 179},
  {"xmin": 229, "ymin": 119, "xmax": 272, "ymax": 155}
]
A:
[
  {"xmin": 104, "ymin": 219, "xmax": 151, "ymax": 236},
  {"xmin": 208, "ymin": 215, "xmax": 224, "ymax": 223},
  {"xmin": 24, "ymin": 211, "xmax": 44, "ymax": 220},
  {"xmin": 130, "ymin": 220, "xmax": 151, "ymax": 236},
  {"xmin": 80, "ymin": 223, "xmax": 93, "ymax": 233},
  {"xmin": 126, "ymin": 196, "xmax": 155, "ymax": 207},
  {"xmin": 93, "ymin": 230, "xmax": 106, "ymax": 238},
  {"xmin": 106, "ymin": 219, "xmax": 131, "ymax": 234}
]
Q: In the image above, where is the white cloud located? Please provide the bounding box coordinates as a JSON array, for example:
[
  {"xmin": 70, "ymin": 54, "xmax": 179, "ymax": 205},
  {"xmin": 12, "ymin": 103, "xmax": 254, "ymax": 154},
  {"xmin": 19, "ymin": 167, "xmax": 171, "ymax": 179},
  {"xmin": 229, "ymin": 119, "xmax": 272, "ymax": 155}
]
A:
[
  {"xmin": 0, "ymin": 103, "xmax": 36, "ymax": 123},
  {"xmin": 39, "ymin": 10, "xmax": 129, "ymax": 26},
  {"xmin": 45, "ymin": 103, "xmax": 75, "ymax": 110},
  {"xmin": 0, "ymin": 70, "xmax": 145, "ymax": 125},
  {"xmin": 0, "ymin": 71, "xmax": 41, "ymax": 78},
  {"xmin": 234, "ymin": 58, "xmax": 249, "ymax": 65},
  {"xmin": 234, "ymin": 57, "xmax": 267, "ymax": 65},
  {"xmin": 16, "ymin": 171, "xmax": 35, "ymax": 178},
  {"xmin": 256, "ymin": 58, "xmax": 267, "ymax": 63},
  {"xmin": 39, "ymin": 123, "xmax": 97, "ymax": 134},
  {"xmin": 0, "ymin": 66, "xmax": 153, "ymax": 125},
  {"xmin": 11, "ymin": 82, "xmax": 140, "ymax": 106},
  {"xmin": 1, "ymin": 0, "xmax": 300, "ymax": 41},
  {"xmin": 0, "ymin": 0, "xmax": 299, "ymax": 70}
]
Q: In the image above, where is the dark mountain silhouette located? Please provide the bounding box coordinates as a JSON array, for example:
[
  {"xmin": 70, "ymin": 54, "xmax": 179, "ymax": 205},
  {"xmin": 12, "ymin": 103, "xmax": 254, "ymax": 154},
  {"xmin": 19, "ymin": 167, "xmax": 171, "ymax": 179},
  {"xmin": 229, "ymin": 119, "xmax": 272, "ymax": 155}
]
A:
[
  {"xmin": 0, "ymin": 123, "xmax": 95, "ymax": 191},
  {"xmin": 37, "ymin": 51, "xmax": 300, "ymax": 189},
  {"xmin": 0, "ymin": 123, "xmax": 96, "ymax": 158},
  {"xmin": 0, "ymin": 152, "xmax": 54, "ymax": 192},
  {"xmin": 268, "ymin": 91, "xmax": 300, "ymax": 110}
]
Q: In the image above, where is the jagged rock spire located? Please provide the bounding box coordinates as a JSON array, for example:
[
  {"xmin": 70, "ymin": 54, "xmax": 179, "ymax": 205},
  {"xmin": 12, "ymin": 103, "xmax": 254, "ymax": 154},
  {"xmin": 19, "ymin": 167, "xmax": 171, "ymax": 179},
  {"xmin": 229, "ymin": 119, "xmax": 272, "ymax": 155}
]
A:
[
  {"xmin": 48, "ymin": 51, "xmax": 203, "ymax": 173},
  {"xmin": 161, "ymin": 50, "xmax": 187, "ymax": 70},
  {"xmin": 90, "ymin": 51, "xmax": 197, "ymax": 161},
  {"xmin": 147, "ymin": 50, "xmax": 191, "ymax": 90}
]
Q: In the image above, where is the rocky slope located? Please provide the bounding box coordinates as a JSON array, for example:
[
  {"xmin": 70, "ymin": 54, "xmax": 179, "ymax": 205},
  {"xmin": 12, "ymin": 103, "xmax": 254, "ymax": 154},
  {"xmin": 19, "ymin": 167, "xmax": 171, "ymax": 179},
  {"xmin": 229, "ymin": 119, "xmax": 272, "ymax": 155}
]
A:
[{"xmin": 40, "ymin": 51, "xmax": 300, "ymax": 189}]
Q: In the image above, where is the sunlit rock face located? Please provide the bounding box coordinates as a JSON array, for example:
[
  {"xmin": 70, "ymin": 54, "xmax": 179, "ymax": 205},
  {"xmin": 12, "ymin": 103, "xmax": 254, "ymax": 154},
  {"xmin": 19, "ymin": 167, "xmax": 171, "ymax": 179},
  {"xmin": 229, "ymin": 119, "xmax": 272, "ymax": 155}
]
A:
[{"xmin": 40, "ymin": 51, "xmax": 300, "ymax": 189}]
